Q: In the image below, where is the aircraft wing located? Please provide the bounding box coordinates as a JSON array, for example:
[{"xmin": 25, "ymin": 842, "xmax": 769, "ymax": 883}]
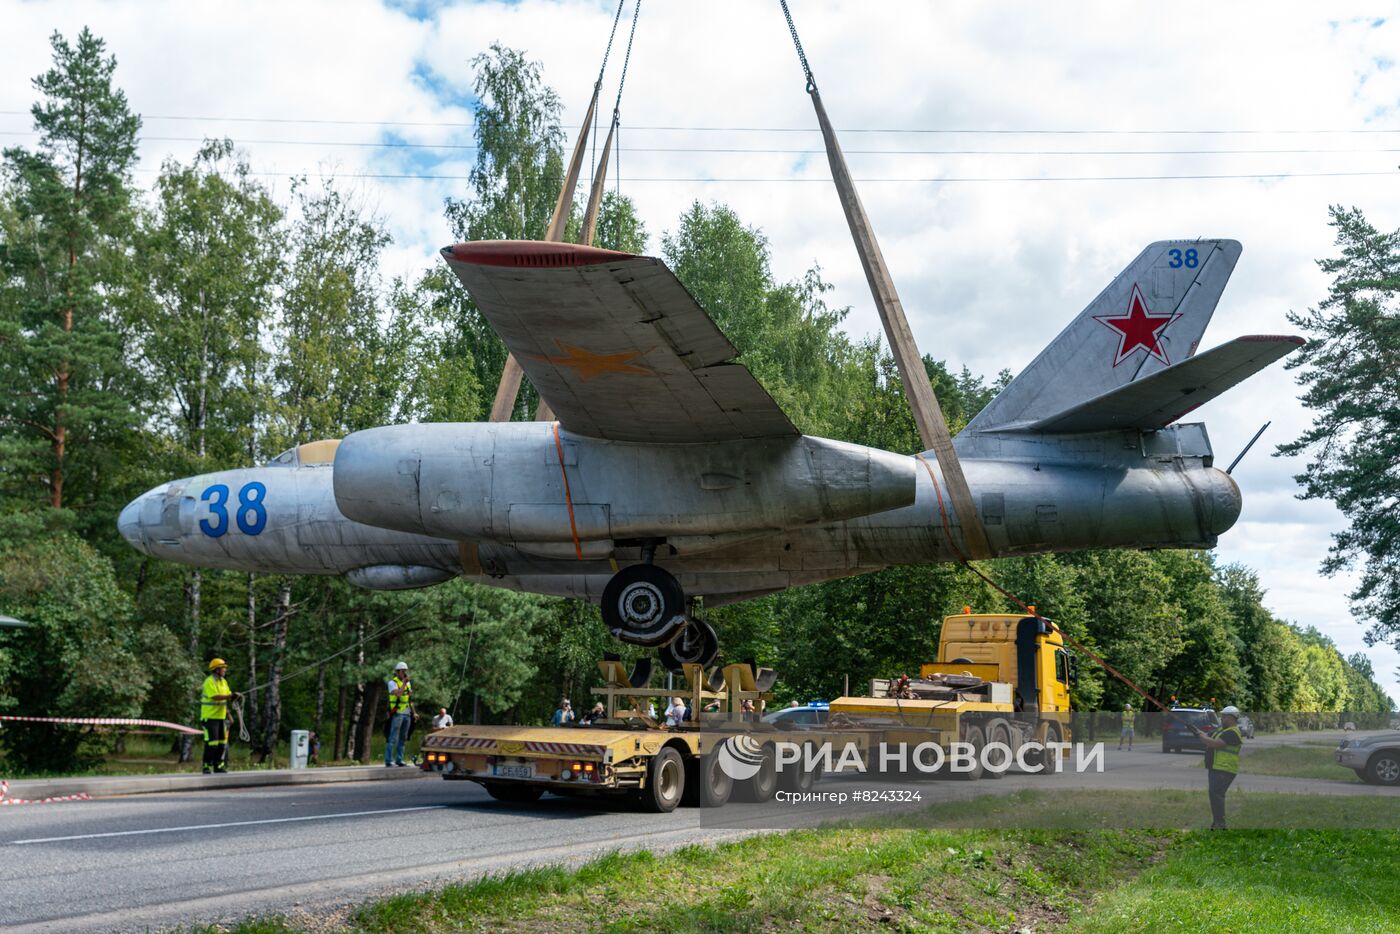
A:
[
  {"xmin": 441, "ymin": 241, "xmax": 798, "ymax": 443},
  {"xmin": 1025, "ymin": 335, "xmax": 1304, "ymax": 433}
]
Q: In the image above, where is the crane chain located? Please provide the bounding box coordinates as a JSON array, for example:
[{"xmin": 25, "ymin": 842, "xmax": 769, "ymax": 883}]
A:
[{"xmin": 778, "ymin": 0, "xmax": 817, "ymax": 92}]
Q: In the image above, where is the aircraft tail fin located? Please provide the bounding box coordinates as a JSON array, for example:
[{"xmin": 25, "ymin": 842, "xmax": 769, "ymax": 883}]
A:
[
  {"xmin": 966, "ymin": 240, "xmax": 1242, "ymax": 433},
  {"xmin": 1024, "ymin": 335, "xmax": 1303, "ymax": 433}
]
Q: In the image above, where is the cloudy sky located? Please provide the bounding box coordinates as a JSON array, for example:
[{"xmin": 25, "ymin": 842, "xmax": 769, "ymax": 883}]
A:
[{"xmin": 4, "ymin": 1, "xmax": 1397, "ymax": 694}]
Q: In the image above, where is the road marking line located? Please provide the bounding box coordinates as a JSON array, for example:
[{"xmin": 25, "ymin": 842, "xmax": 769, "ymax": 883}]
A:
[{"xmin": 7, "ymin": 804, "xmax": 448, "ymax": 845}]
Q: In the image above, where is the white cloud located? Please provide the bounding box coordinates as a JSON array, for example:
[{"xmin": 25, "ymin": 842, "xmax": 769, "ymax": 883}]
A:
[{"xmin": 3, "ymin": 0, "xmax": 1396, "ymax": 693}]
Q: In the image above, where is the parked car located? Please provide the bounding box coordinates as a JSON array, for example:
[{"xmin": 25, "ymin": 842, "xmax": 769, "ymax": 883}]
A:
[
  {"xmin": 763, "ymin": 703, "xmax": 830, "ymax": 729},
  {"xmin": 1162, "ymin": 707, "xmax": 1219, "ymax": 753},
  {"xmin": 1335, "ymin": 731, "xmax": 1400, "ymax": 786}
]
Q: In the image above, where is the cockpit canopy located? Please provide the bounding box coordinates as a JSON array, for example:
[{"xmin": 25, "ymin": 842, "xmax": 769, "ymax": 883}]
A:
[{"xmin": 267, "ymin": 439, "xmax": 342, "ymax": 468}]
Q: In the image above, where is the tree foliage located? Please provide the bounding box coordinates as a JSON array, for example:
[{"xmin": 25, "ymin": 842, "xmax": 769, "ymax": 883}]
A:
[
  {"xmin": 0, "ymin": 27, "xmax": 143, "ymax": 533},
  {"xmin": 1280, "ymin": 205, "xmax": 1400, "ymax": 652},
  {"xmin": 0, "ymin": 37, "xmax": 1392, "ymax": 775}
]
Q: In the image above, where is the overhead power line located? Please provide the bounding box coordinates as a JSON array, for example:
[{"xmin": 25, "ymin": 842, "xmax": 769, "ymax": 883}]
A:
[
  {"xmin": 3, "ymin": 130, "xmax": 1397, "ymax": 158},
  {"xmin": 127, "ymin": 167, "xmax": 1400, "ymax": 183},
  {"xmin": 2, "ymin": 109, "xmax": 1397, "ymax": 135}
]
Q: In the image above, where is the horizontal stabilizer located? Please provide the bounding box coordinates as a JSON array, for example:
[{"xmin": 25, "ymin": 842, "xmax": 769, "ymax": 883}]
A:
[{"xmin": 1025, "ymin": 335, "xmax": 1303, "ymax": 433}]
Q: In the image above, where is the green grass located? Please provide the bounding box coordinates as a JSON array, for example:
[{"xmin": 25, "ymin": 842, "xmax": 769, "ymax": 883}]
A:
[
  {"xmin": 209, "ymin": 791, "xmax": 1400, "ymax": 933},
  {"xmin": 342, "ymin": 828, "xmax": 1163, "ymax": 933},
  {"xmin": 876, "ymin": 789, "xmax": 1399, "ymax": 831},
  {"xmin": 1073, "ymin": 830, "xmax": 1400, "ymax": 933},
  {"xmin": 1234, "ymin": 743, "xmax": 1359, "ymax": 781}
]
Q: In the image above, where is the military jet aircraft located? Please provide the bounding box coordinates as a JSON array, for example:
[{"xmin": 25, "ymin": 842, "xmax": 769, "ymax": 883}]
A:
[{"xmin": 120, "ymin": 237, "xmax": 1300, "ymax": 668}]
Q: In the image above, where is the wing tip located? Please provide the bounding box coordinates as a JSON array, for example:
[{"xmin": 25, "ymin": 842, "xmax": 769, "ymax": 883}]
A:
[
  {"xmin": 441, "ymin": 240, "xmax": 637, "ymax": 269},
  {"xmin": 1237, "ymin": 334, "xmax": 1305, "ymax": 345}
]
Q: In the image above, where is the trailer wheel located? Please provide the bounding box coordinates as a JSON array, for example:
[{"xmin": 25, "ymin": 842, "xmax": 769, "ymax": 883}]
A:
[
  {"xmin": 779, "ymin": 743, "xmax": 823, "ymax": 793},
  {"xmin": 483, "ymin": 782, "xmax": 544, "ymax": 803},
  {"xmin": 984, "ymin": 720, "xmax": 1013, "ymax": 779},
  {"xmin": 639, "ymin": 747, "xmax": 685, "ymax": 812},
  {"xmin": 683, "ymin": 750, "xmax": 733, "ymax": 808},
  {"xmin": 732, "ymin": 744, "xmax": 777, "ymax": 803},
  {"xmin": 955, "ymin": 725, "xmax": 985, "ymax": 780}
]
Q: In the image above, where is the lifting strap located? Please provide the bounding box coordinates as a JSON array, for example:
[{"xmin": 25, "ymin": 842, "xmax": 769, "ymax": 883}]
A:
[
  {"xmin": 490, "ymin": 0, "xmax": 634, "ymax": 423},
  {"xmin": 914, "ymin": 452, "xmax": 1194, "ymax": 729},
  {"xmin": 537, "ymin": 0, "xmax": 642, "ymax": 421},
  {"xmin": 777, "ymin": 1, "xmax": 992, "ymax": 560}
]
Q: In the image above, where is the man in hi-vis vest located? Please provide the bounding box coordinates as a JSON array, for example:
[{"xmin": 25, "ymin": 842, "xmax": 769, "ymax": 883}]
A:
[
  {"xmin": 385, "ymin": 661, "xmax": 416, "ymax": 767},
  {"xmin": 201, "ymin": 658, "xmax": 239, "ymax": 774},
  {"xmin": 1196, "ymin": 705, "xmax": 1245, "ymax": 829}
]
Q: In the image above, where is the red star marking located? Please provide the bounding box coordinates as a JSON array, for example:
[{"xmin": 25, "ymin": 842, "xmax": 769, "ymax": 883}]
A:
[
  {"xmin": 530, "ymin": 340, "xmax": 654, "ymax": 381},
  {"xmin": 1093, "ymin": 284, "xmax": 1182, "ymax": 367}
]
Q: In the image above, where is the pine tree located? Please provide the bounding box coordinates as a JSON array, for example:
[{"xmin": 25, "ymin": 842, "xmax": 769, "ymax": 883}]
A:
[
  {"xmin": 0, "ymin": 28, "xmax": 143, "ymax": 527},
  {"xmin": 1279, "ymin": 206, "xmax": 1400, "ymax": 652}
]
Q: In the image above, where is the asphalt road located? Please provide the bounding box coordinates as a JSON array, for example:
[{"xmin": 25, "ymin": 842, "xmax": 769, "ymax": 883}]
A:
[{"xmin": 1, "ymin": 729, "xmax": 1393, "ymax": 933}]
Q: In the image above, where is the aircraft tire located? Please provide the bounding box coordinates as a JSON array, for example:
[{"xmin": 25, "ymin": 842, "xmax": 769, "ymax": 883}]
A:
[
  {"xmin": 602, "ymin": 564, "xmax": 686, "ymax": 646},
  {"xmin": 658, "ymin": 619, "xmax": 719, "ymax": 670}
]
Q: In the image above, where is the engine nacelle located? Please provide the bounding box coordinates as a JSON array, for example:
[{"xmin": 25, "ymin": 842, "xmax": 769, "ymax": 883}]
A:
[{"xmin": 333, "ymin": 422, "xmax": 915, "ymax": 554}]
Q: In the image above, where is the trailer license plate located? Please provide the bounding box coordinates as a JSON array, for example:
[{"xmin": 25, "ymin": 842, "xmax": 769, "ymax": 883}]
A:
[{"xmin": 494, "ymin": 764, "xmax": 534, "ymax": 779}]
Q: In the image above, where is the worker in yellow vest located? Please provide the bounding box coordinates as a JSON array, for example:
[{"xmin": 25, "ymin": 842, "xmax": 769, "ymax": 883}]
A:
[
  {"xmin": 384, "ymin": 661, "xmax": 416, "ymax": 767},
  {"xmin": 1118, "ymin": 702, "xmax": 1135, "ymax": 751},
  {"xmin": 201, "ymin": 658, "xmax": 239, "ymax": 774},
  {"xmin": 1196, "ymin": 705, "xmax": 1245, "ymax": 829}
]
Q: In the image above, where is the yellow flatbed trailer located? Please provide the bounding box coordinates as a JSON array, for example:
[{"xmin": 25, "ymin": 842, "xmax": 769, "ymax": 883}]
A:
[
  {"xmin": 421, "ymin": 660, "xmax": 797, "ymax": 811},
  {"xmin": 421, "ymin": 612, "xmax": 1076, "ymax": 810}
]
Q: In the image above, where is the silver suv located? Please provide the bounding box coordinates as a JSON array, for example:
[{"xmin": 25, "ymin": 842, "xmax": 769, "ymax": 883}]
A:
[{"xmin": 1335, "ymin": 732, "xmax": 1400, "ymax": 786}]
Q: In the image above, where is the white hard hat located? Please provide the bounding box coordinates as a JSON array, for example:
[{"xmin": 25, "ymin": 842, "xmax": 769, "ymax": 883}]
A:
[
  {"xmin": 394, "ymin": 661, "xmax": 408, "ymax": 671},
  {"xmin": 1220, "ymin": 705, "xmax": 1241, "ymax": 716}
]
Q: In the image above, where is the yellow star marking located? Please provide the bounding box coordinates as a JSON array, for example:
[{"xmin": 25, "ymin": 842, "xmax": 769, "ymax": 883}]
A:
[{"xmin": 532, "ymin": 341, "xmax": 654, "ymax": 381}]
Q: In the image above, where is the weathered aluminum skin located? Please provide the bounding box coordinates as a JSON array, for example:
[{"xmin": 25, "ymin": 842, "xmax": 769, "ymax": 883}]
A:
[
  {"xmin": 117, "ymin": 458, "xmax": 460, "ymax": 584},
  {"xmin": 333, "ymin": 422, "xmax": 916, "ymax": 555},
  {"xmin": 119, "ymin": 422, "xmax": 1237, "ymax": 600},
  {"xmin": 117, "ymin": 237, "xmax": 1279, "ymax": 603}
]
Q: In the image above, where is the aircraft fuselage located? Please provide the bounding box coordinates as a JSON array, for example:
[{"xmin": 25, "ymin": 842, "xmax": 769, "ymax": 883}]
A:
[{"xmin": 119, "ymin": 420, "xmax": 1238, "ymax": 604}]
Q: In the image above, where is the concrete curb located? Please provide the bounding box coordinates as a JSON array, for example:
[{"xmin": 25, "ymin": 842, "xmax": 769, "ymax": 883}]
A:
[{"xmin": 4, "ymin": 764, "xmax": 430, "ymax": 800}]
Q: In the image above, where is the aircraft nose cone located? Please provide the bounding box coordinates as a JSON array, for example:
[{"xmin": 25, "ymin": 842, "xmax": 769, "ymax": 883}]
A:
[
  {"xmin": 117, "ymin": 497, "xmax": 145, "ymax": 551},
  {"xmin": 118, "ymin": 482, "xmax": 175, "ymax": 554}
]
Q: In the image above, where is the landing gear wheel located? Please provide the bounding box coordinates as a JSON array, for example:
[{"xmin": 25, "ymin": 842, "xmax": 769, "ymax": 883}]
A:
[
  {"xmin": 639, "ymin": 747, "xmax": 686, "ymax": 812},
  {"xmin": 602, "ymin": 564, "xmax": 685, "ymax": 647},
  {"xmin": 659, "ymin": 619, "xmax": 720, "ymax": 670},
  {"xmin": 483, "ymin": 782, "xmax": 544, "ymax": 803},
  {"xmin": 683, "ymin": 751, "xmax": 732, "ymax": 808}
]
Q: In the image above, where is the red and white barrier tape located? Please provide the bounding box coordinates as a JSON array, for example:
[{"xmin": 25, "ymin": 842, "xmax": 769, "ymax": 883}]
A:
[
  {"xmin": 0, "ymin": 715, "xmax": 202, "ymax": 736},
  {"xmin": 0, "ymin": 779, "xmax": 92, "ymax": 806}
]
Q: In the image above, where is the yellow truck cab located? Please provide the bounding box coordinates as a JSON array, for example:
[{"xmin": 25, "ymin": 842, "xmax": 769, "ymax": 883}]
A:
[
  {"xmin": 928, "ymin": 609, "xmax": 1075, "ymax": 719},
  {"xmin": 826, "ymin": 609, "xmax": 1075, "ymax": 778}
]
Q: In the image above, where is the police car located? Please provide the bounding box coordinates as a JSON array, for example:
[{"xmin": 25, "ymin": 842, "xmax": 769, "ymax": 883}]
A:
[{"xmin": 763, "ymin": 702, "xmax": 830, "ymax": 729}]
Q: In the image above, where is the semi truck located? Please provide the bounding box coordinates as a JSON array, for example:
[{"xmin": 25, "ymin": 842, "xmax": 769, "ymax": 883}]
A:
[{"xmin": 419, "ymin": 609, "xmax": 1075, "ymax": 811}]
